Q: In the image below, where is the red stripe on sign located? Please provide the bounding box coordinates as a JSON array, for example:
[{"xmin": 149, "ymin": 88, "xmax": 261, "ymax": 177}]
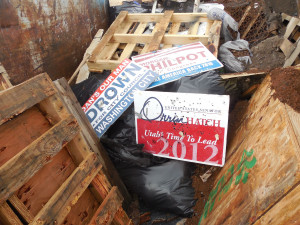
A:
[
  {"xmin": 133, "ymin": 45, "xmax": 204, "ymax": 63},
  {"xmin": 136, "ymin": 118, "xmax": 225, "ymax": 166},
  {"xmin": 82, "ymin": 59, "xmax": 131, "ymax": 112}
]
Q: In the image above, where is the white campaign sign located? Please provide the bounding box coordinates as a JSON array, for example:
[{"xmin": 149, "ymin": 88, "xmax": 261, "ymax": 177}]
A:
[
  {"xmin": 132, "ymin": 42, "xmax": 223, "ymax": 88},
  {"xmin": 134, "ymin": 91, "xmax": 230, "ymax": 166}
]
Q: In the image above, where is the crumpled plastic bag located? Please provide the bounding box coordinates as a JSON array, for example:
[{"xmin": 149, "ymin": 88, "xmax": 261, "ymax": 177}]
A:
[
  {"xmin": 199, "ymin": 6, "xmax": 239, "ymax": 42},
  {"xmin": 218, "ymin": 39, "xmax": 252, "ymax": 73}
]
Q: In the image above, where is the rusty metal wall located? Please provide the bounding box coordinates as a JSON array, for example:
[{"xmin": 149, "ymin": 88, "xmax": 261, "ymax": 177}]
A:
[{"xmin": 0, "ymin": 0, "xmax": 108, "ymax": 85}]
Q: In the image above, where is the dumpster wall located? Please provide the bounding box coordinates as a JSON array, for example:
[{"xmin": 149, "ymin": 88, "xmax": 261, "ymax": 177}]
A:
[{"xmin": 0, "ymin": 0, "xmax": 108, "ymax": 85}]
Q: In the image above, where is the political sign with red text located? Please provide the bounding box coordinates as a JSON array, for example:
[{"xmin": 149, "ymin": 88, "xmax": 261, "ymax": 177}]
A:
[{"xmin": 134, "ymin": 91, "xmax": 230, "ymax": 166}]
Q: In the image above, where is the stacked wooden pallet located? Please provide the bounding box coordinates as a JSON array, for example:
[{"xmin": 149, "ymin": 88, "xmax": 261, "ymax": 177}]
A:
[
  {"xmin": 87, "ymin": 11, "xmax": 222, "ymax": 73},
  {"xmin": 0, "ymin": 74, "xmax": 132, "ymax": 225},
  {"xmin": 280, "ymin": 13, "xmax": 300, "ymax": 67}
]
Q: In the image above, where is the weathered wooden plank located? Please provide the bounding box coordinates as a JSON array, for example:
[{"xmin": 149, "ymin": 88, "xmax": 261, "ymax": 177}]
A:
[
  {"xmin": 199, "ymin": 75, "xmax": 300, "ymax": 225},
  {"xmin": 89, "ymin": 11, "xmax": 128, "ymax": 63},
  {"xmin": 113, "ymin": 207, "xmax": 134, "ymax": 225},
  {"xmin": 126, "ymin": 13, "xmax": 208, "ymax": 23},
  {"xmin": 119, "ymin": 22, "xmax": 148, "ymax": 61},
  {"xmin": 0, "ymin": 63, "xmax": 13, "ymax": 91},
  {"xmin": 54, "ymin": 78, "xmax": 131, "ymax": 204},
  {"xmin": 0, "ymin": 202, "xmax": 23, "ymax": 225},
  {"xmin": 284, "ymin": 40, "xmax": 300, "ymax": 67},
  {"xmin": 284, "ymin": 17, "xmax": 300, "ymax": 39},
  {"xmin": 16, "ymin": 147, "xmax": 77, "ymax": 216},
  {"xmin": 220, "ymin": 70, "xmax": 266, "ymax": 79},
  {"xmin": 0, "ymin": 106, "xmax": 52, "ymax": 167},
  {"xmin": 30, "ymin": 153, "xmax": 101, "ymax": 225},
  {"xmin": 62, "ymin": 188, "xmax": 100, "ymax": 225},
  {"xmin": 253, "ymin": 184, "xmax": 300, "ymax": 225},
  {"xmin": 68, "ymin": 29, "xmax": 104, "ymax": 84},
  {"xmin": 238, "ymin": 5, "xmax": 251, "ymax": 27},
  {"xmin": 142, "ymin": 11, "xmax": 173, "ymax": 53},
  {"xmin": 89, "ymin": 187, "xmax": 123, "ymax": 225},
  {"xmin": 8, "ymin": 195, "xmax": 34, "ymax": 223},
  {"xmin": 163, "ymin": 22, "xmax": 181, "ymax": 49},
  {"xmin": 241, "ymin": 10, "xmax": 261, "ymax": 39},
  {"xmin": 280, "ymin": 38, "xmax": 296, "ymax": 58},
  {"xmin": 208, "ymin": 20, "xmax": 222, "ymax": 57},
  {"xmin": 0, "ymin": 73, "xmax": 56, "ymax": 125},
  {"xmin": 0, "ymin": 115, "xmax": 79, "ymax": 203},
  {"xmin": 112, "ymin": 34, "xmax": 209, "ymax": 45}
]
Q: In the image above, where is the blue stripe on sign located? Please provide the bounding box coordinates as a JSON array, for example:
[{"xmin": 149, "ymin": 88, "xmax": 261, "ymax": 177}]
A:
[
  {"xmin": 148, "ymin": 60, "xmax": 222, "ymax": 88},
  {"xmin": 93, "ymin": 72, "xmax": 157, "ymax": 137}
]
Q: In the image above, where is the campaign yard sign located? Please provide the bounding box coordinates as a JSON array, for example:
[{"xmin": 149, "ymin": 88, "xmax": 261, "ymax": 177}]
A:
[
  {"xmin": 132, "ymin": 42, "xmax": 223, "ymax": 88},
  {"xmin": 82, "ymin": 59, "xmax": 159, "ymax": 137},
  {"xmin": 134, "ymin": 91, "xmax": 230, "ymax": 167}
]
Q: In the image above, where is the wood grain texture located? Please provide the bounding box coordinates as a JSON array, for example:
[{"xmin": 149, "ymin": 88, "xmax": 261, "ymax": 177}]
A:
[
  {"xmin": 8, "ymin": 195, "xmax": 34, "ymax": 223},
  {"xmin": 54, "ymin": 78, "xmax": 131, "ymax": 204},
  {"xmin": 253, "ymin": 184, "xmax": 300, "ymax": 225},
  {"xmin": 15, "ymin": 147, "xmax": 76, "ymax": 216},
  {"xmin": 0, "ymin": 63, "xmax": 13, "ymax": 91},
  {"xmin": 89, "ymin": 187, "xmax": 123, "ymax": 225},
  {"xmin": 0, "ymin": 73, "xmax": 55, "ymax": 125},
  {"xmin": 0, "ymin": 202, "xmax": 23, "ymax": 225},
  {"xmin": 200, "ymin": 74, "xmax": 300, "ymax": 225},
  {"xmin": 142, "ymin": 11, "xmax": 173, "ymax": 53},
  {"xmin": 89, "ymin": 11, "xmax": 128, "ymax": 63},
  {"xmin": 62, "ymin": 189, "xmax": 100, "ymax": 225},
  {"xmin": 0, "ymin": 115, "xmax": 79, "ymax": 203},
  {"xmin": 0, "ymin": 106, "xmax": 52, "ymax": 167},
  {"xmin": 30, "ymin": 153, "xmax": 101, "ymax": 225}
]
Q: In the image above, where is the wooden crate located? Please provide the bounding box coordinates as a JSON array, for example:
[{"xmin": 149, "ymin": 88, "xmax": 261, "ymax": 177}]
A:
[
  {"xmin": 199, "ymin": 69, "xmax": 300, "ymax": 224},
  {"xmin": 0, "ymin": 74, "xmax": 132, "ymax": 225},
  {"xmin": 87, "ymin": 11, "xmax": 222, "ymax": 72}
]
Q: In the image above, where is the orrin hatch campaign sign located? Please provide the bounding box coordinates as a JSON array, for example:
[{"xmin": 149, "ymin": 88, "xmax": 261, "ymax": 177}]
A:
[
  {"xmin": 132, "ymin": 42, "xmax": 223, "ymax": 88},
  {"xmin": 134, "ymin": 91, "xmax": 229, "ymax": 167},
  {"xmin": 82, "ymin": 59, "xmax": 159, "ymax": 137}
]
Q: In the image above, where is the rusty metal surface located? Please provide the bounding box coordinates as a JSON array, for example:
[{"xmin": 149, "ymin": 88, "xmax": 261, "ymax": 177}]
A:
[{"xmin": 0, "ymin": 0, "xmax": 108, "ymax": 85}]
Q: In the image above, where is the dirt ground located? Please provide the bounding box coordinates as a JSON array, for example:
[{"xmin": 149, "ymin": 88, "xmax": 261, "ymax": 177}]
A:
[
  {"xmin": 271, "ymin": 67, "xmax": 300, "ymax": 112},
  {"xmin": 264, "ymin": 0, "xmax": 298, "ymax": 16},
  {"xmin": 247, "ymin": 35, "xmax": 285, "ymax": 71}
]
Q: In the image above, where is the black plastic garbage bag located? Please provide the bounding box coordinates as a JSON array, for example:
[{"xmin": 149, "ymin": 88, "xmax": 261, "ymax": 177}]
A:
[{"xmin": 119, "ymin": 160, "xmax": 196, "ymax": 217}]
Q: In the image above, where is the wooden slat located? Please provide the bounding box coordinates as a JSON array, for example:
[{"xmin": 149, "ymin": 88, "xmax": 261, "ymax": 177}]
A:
[
  {"xmin": 188, "ymin": 18, "xmax": 202, "ymax": 35},
  {"xmin": 126, "ymin": 13, "xmax": 208, "ymax": 23},
  {"xmin": 89, "ymin": 11, "xmax": 128, "ymax": 63},
  {"xmin": 30, "ymin": 153, "xmax": 101, "ymax": 225},
  {"xmin": 163, "ymin": 22, "xmax": 181, "ymax": 49},
  {"xmin": 284, "ymin": 17, "xmax": 300, "ymax": 39},
  {"xmin": 241, "ymin": 10, "xmax": 261, "ymax": 39},
  {"xmin": 0, "ymin": 202, "xmax": 23, "ymax": 225},
  {"xmin": 0, "ymin": 63, "xmax": 13, "ymax": 91},
  {"xmin": 112, "ymin": 34, "xmax": 209, "ymax": 45},
  {"xmin": 95, "ymin": 21, "xmax": 133, "ymax": 62},
  {"xmin": 0, "ymin": 115, "xmax": 80, "ymax": 203},
  {"xmin": 284, "ymin": 40, "xmax": 300, "ymax": 67},
  {"xmin": 8, "ymin": 195, "xmax": 34, "ymax": 223},
  {"xmin": 119, "ymin": 22, "xmax": 148, "ymax": 60},
  {"xmin": 220, "ymin": 70, "xmax": 266, "ymax": 79},
  {"xmin": 282, "ymin": 13, "xmax": 292, "ymax": 22},
  {"xmin": 54, "ymin": 78, "xmax": 131, "ymax": 204},
  {"xmin": 280, "ymin": 38, "xmax": 296, "ymax": 58},
  {"xmin": 238, "ymin": 6, "xmax": 251, "ymax": 27},
  {"xmin": 0, "ymin": 73, "xmax": 56, "ymax": 125},
  {"xmin": 142, "ymin": 11, "xmax": 173, "ymax": 53},
  {"xmin": 68, "ymin": 29, "xmax": 104, "ymax": 84},
  {"xmin": 208, "ymin": 20, "xmax": 222, "ymax": 57},
  {"xmin": 89, "ymin": 187, "xmax": 123, "ymax": 225},
  {"xmin": 253, "ymin": 184, "xmax": 300, "ymax": 225}
]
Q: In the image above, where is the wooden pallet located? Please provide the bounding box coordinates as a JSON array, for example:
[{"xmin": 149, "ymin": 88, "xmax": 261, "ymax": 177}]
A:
[
  {"xmin": 280, "ymin": 13, "xmax": 300, "ymax": 67},
  {"xmin": 87, "ymin": 11, "xmax": 222, "ymax": 73},
  {"xmin": 199, "ymin": 67, "xmax": 300, "ymax": 225},
  {"xmin": 0, "ymin": 74, "xmax": 132, "ymax": 225}
]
